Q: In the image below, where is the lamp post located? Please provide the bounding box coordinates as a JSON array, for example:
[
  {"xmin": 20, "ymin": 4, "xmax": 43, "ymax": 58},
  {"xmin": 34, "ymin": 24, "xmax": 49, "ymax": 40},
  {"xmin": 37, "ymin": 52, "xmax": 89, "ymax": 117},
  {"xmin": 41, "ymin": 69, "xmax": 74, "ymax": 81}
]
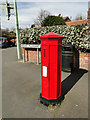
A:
[{"xmin": 14, "ymin": 0, "xmax": 21, "ymax": 59}]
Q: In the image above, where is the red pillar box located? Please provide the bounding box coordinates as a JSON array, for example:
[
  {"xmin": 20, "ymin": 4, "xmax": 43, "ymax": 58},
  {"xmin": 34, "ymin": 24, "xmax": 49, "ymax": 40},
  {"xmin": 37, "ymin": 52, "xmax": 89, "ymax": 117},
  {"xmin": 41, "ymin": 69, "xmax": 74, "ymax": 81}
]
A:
[{"xmin": 38, "ymin": 32, "xmax": 65, "ymax": 105}]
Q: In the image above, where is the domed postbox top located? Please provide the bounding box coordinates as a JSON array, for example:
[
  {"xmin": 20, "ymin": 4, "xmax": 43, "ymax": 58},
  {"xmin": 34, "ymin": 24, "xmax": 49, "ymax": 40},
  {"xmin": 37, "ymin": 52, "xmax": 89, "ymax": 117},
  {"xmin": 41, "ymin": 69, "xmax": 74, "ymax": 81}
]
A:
[{"xmin": 38, "ymin": 32, "xmax": 65, "ymax": 39}]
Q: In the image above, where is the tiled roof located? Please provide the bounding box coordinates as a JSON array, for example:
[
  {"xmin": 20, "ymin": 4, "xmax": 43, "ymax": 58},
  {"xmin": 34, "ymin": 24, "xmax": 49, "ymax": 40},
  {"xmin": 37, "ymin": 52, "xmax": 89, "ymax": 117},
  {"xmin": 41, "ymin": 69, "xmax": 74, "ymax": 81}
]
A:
[
  {"xmin": 63, "ymin": 16, "xmax": 69, "ymax": 20},
  {"xmin": 33, "ymin": 26, "xmax": 42, "ymax": 28},
  {"xmin": 66, "ymin": 19, "xmax": 88, "ymax": 25}
]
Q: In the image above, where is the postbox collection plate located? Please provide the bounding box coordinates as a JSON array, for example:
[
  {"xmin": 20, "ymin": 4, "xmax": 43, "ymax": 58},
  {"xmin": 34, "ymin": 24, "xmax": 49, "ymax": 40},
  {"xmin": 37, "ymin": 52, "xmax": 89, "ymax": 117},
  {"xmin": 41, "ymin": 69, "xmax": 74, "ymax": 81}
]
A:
[{"xmin": 43, "ymin": 66, "xmax": 47, "ymax": 77}]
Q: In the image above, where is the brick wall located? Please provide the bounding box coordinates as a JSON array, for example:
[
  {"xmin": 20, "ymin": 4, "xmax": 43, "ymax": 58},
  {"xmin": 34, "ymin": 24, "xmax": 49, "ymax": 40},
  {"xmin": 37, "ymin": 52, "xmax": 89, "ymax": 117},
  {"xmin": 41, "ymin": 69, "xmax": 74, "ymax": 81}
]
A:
[
  {"xmin": 24, "ymin": 48, "xmax": 41, "ymax": 63},
  {"xmin": 79, "ymin": 52, "xmax": 90, "ymax": 70},
  {"xmin": 23, "ymin": 49, "xmax": 90, "ymax": 70}
]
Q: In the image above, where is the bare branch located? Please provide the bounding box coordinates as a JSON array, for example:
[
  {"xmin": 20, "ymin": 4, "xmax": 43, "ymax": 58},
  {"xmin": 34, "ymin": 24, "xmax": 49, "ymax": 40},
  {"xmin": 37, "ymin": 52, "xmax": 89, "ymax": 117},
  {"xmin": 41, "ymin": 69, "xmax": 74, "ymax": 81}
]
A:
[{"xmin": 34, "ymin": 9, "xmax": 51, "ymax": 26}]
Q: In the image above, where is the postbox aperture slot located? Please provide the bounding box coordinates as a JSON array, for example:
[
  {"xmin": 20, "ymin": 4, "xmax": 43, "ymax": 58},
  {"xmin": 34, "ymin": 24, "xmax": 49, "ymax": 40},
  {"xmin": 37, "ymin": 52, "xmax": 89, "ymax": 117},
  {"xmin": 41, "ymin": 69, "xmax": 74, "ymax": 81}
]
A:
[{"xmin": 44, "ymin": 49, "xmax": 46, "ymax": 57}]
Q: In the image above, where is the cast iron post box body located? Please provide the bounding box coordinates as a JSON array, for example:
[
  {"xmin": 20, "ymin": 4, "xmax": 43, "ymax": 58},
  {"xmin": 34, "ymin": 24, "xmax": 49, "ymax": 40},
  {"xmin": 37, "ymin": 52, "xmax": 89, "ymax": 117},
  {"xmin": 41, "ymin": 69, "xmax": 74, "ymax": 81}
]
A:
[{"xmin": 39, "ymin": 32, "xmax": 64, "ymax": 103}]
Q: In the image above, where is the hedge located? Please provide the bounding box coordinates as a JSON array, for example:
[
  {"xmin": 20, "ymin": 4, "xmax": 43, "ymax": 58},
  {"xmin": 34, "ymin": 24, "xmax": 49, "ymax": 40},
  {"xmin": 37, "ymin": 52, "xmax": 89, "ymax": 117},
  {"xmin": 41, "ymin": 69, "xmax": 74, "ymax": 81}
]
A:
[{"xmin": 19, "ymin": 24, "xmax": 90, "ymax": 52}]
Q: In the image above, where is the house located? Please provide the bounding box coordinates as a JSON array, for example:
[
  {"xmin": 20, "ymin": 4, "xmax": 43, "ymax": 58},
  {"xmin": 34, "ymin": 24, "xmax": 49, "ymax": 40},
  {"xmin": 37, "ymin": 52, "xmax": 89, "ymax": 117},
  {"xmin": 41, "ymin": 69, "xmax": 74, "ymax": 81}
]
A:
[
  {"xmin": 58, "ymin": 14, "xmax": 71, "ymax": 22},
  {"xmin": 66, "ymin": 7, "xmax": 90, "ymax": 25},
  {"xmin": 33, "ymin": 26, "xmax": 42, "ymax": 28},
  {"xmin": 34, "ymin": 5, "xmax": 90, "ymax": 27},
  {"xmin": 66, "ymin": 19, "xmax": 88, "ymax": 25},
  {"xmin": 63, "ymin": 16, "xmax": 71, "ymax": 22}
]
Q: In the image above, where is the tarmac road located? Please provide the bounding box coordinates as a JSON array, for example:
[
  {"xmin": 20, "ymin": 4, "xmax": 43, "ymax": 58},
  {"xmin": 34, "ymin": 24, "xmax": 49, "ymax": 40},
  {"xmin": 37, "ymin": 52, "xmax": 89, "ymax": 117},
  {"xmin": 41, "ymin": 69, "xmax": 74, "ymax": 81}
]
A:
[{"xmin": 2, "ymin": 47, "xmax": 88, "ymax": 118}]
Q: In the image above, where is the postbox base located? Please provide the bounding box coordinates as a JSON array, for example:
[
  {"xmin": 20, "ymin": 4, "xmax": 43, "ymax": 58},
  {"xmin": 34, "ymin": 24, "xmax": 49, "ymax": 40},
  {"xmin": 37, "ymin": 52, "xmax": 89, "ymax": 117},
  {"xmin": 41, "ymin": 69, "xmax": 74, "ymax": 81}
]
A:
[{"xmin": 40, "ymin": 94, "xmax": 65, "ymax": 106}]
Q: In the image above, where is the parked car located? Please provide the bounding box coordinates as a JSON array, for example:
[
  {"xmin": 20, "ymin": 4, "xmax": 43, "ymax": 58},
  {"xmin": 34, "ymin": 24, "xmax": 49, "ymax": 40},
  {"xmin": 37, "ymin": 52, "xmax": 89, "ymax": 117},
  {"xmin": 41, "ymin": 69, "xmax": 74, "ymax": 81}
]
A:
[
  {"xmin": 0, "ymin": 37, "xmax": 16, "ymax": 48},
  {"xmin": 7, "ymin": 39, "xmax": 15, "ymax": 47},
  {"xmin": 0, "ymin": 37, "xmax": 8, "ymax": 48},
  {"xmin": 11, "ymin": 38, "xmax": 17, "ymax": 45}
]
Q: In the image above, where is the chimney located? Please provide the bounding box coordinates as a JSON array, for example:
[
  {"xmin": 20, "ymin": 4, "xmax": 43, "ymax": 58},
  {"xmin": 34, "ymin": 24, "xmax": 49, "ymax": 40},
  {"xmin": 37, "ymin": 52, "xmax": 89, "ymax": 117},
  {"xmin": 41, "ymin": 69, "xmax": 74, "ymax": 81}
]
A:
[{"xmin": 58, "ymin": 14, "xmax": 61, "ymax": 17}]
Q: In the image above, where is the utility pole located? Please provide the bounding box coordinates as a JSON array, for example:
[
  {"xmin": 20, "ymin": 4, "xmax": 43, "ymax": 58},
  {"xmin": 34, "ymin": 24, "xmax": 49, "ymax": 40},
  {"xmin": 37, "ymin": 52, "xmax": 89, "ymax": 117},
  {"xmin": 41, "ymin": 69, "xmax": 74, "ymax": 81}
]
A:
[{"xmin": 14, "ymin": 0, "xmax": 21, "ymax": 59}]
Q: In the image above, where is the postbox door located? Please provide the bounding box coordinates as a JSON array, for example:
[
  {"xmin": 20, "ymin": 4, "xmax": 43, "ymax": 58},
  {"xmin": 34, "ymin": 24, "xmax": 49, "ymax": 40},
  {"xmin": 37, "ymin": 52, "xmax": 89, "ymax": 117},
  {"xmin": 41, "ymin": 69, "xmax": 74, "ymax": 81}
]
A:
[{"xmin": 49, "ymin": 45, "xmax": 58, "ymax": 99}]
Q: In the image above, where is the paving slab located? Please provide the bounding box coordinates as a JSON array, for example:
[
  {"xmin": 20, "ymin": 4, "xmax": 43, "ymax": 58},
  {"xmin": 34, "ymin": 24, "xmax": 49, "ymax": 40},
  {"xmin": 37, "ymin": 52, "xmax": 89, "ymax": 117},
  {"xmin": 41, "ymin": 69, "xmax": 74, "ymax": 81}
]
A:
[{"xmin": 2, "ymin": 47, "xmax": 88, "ymax": 118}]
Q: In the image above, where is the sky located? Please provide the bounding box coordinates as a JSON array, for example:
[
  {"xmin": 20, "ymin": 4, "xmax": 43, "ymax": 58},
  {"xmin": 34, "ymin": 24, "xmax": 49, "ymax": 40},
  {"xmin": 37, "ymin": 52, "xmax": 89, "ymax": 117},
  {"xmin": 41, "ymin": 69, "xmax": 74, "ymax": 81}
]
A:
[{"xmin": 0, "ymin": 0, "xmax": 89, "ymax": 30}]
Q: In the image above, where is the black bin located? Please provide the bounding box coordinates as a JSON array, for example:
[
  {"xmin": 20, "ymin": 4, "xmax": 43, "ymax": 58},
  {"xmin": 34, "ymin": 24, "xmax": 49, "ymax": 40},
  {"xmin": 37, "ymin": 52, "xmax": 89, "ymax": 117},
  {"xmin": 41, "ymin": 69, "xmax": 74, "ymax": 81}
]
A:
[{"xmin": 62, "ymin": 45, "xmax": 79, "ymax": 72}]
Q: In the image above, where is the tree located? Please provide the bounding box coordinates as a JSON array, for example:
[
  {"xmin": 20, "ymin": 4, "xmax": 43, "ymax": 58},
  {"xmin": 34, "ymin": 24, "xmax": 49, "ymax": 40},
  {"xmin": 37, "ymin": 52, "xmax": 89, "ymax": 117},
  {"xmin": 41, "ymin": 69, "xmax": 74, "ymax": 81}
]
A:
[
  {"xmin": 2, "ymin": 28, "xmax": 9, "ymax": 38},
  {"xmin": 41, "ymin": 15, "xmax": 66, "ymax": 27},
  {"xmin": 34, "ymin": 9, "xmax": 51, "ymax": 26},
  {"xmin": 10, "ymin": 27, "xmax": 16, "ymax": 32},
  {"xmin": 31, "ymin": 24, "xmax": 35, "ymax": 28},
  {"xmin": 75, "ymin": 13, "xmax": 86, "ymax": 20},
  {"xmin": 2, "ymin": 28, "xmax": 16, "ymax": 40}
]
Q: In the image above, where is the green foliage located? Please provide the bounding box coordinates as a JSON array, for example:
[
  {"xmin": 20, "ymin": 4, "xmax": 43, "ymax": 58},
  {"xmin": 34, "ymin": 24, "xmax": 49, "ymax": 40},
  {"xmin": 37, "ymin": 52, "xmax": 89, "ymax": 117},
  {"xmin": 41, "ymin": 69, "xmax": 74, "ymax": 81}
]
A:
[
  {"xmin": 75, "ymin": 14, "xmax": 86, "ymax": 20},
  {"xmin": 48, "ymin": 104, "xmax": 53, "ymax": 109},
  {"xmin": 2, "ymin": 29, "xmax": 16, "ymax": 40},
  {"xmin": 55, "ymin": 103, "xmax": 60, "ymax": 108},
  {"xmin": 41, "ymin": 15, "xmax": 66, "ymax": 27},
  {"xmin": 31, "ymin": 24, "xmax": 35, "ymax": 28},
  {"xmin": 19, "ymin": 24, "xmax": 90, "ymax": 51}
]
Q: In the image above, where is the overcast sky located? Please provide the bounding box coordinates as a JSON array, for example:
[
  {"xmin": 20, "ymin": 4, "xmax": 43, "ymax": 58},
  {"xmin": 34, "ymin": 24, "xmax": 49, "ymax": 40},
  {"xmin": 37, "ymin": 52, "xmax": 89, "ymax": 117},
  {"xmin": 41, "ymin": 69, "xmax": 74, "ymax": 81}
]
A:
[{"xmin": 0, "ymin": 0, "xmax": 89, "ymax": 30}]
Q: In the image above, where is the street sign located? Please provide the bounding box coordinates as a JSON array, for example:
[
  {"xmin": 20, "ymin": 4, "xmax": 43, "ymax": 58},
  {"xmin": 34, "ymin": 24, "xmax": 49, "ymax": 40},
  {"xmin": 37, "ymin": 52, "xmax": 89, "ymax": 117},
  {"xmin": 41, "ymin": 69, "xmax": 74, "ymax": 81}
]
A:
[{"xmin": 21, "ymin": 44, "xmax": 41, "ymax": 48}]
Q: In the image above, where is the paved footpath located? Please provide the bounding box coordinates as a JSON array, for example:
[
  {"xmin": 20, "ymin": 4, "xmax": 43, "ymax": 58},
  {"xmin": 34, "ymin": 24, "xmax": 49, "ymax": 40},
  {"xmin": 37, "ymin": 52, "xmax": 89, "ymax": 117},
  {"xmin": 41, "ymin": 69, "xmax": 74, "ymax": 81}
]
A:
[{"xmin": 2, "ymin": 47, "xmax": 88, "ymax": 118}]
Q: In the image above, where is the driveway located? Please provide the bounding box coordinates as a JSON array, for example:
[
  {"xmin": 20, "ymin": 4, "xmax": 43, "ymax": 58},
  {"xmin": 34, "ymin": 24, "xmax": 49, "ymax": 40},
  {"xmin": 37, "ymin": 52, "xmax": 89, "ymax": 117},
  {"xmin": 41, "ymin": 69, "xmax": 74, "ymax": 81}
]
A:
[{"xmin": 2, "ymin": 47, "xmax": 88, "ymax": 118}]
